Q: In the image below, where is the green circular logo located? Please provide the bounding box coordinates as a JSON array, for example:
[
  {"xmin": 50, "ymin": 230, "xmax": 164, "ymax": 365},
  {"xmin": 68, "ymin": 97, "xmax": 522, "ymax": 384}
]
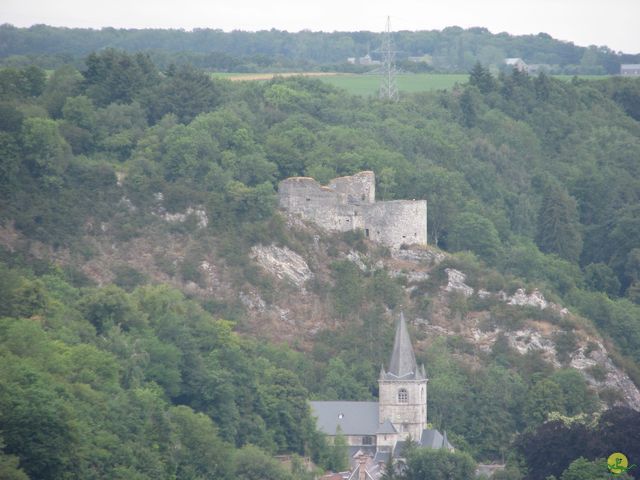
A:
[{"xmin": 608, "ymin": 453, "xmax": 629, "ymax": 475}]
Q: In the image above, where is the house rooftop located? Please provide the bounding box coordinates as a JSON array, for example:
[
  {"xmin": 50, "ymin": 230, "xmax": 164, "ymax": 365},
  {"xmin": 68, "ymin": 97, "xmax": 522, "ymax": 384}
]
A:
[{"xmin": 310, "ymin": 401, "xmax": 379, "ymax": 435}]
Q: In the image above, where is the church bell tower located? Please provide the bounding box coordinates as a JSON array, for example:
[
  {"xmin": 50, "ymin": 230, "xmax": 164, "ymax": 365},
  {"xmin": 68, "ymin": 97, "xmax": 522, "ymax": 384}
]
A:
[{"xmin": 378, "ymin": 313, "xmax": 428, "ymax": 442}]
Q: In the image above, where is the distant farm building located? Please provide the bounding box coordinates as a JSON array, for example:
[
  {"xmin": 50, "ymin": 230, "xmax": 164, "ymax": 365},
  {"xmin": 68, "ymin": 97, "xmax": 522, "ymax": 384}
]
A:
[
  {"xmin": 621, "ymin": 64, "xmax": 640, "ymax": 76},
  {"xmin": 505, "ymin": 57, "xmax": 528, "ymax": 73},
  {"xmin": 347, "ymin": 54, "xmax": 381, "ymax": 66}
]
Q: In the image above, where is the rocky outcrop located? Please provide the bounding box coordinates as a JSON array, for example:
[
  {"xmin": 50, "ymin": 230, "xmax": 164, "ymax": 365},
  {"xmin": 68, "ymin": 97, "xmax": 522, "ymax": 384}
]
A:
[
  {"xmin": 508, "ymin": 288, "xmax": 548, "ymax": 309},
  {"xmin": 250, "ymin": 244, "xmax": 314, "ymax": 287},
  {"xmin": 444, "ymin": 268, "xmax": 474, "ymax": 297},
  {"xmin": 162, "ymin": 207, "xmax": 208, "ymax": 229},
  {"xmin": 571, "ymin": 343, "xmax": 640, "ymax": 410},
  {"xmin": 426, "ymin": 315, "xmax": 640, "ymax": 410}
]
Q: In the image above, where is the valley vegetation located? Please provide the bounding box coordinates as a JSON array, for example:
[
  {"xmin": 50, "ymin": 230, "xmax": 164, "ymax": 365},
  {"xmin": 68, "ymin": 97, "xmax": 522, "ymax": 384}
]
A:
[{"xmin": 1, "ymin": 46, "xmax": 640, "ymax": 480}]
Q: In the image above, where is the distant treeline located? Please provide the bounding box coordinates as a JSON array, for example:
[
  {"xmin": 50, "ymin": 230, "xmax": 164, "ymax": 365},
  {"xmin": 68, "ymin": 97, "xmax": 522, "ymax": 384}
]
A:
[{"xmin": 1, "ymin": 23, "xmax": 639, "ymax": 73}]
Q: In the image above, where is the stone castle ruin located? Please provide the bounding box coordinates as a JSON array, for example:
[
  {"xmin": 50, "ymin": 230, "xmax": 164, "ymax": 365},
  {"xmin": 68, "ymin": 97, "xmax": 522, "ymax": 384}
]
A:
[{"xmin": 278, "ymin": 171, "xmax": 427, "ymax": 249}]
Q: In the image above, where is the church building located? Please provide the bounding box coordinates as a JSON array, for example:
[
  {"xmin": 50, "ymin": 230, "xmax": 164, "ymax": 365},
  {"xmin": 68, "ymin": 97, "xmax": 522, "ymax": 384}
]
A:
[{"xmin": 311, "ymin": 313, "xmax": 453, "ymax": 478}]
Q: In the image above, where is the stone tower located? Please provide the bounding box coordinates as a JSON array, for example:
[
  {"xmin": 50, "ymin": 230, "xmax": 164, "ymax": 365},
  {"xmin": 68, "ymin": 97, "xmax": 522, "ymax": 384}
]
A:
[{"xmin": 378, "ymin": 313, "xmax": 428, "ymax": 442}]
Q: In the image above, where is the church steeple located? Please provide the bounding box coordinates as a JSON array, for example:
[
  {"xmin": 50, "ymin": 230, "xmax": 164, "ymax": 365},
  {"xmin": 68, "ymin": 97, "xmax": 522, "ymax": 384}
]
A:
[
  {"xmin": 385, "ymin": 312, "xmax": 423, "ymax": 380},
  {"xmin": 378, "ymin": 312, "xmax": 428, "ymax": 442}
]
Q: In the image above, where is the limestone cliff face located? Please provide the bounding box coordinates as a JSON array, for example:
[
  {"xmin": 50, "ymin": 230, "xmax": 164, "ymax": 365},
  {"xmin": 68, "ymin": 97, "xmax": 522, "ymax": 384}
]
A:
[
  {"xmin": 237, "ymin": 225, "xmax": 640, "ymax": 411},
  {"xmin": 237, "ymin": 218, "xmax": 640, "ymax": 410},
  {"xmin": 2, "ymin": 197, "xmax": 639, "ymax": 411}
]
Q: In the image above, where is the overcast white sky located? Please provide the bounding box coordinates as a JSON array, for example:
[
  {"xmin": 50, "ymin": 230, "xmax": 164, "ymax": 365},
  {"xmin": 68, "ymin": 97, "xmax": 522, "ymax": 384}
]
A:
[{"xmin": 3, "ymin": 0, "xmax": 639, "ymax": 53}]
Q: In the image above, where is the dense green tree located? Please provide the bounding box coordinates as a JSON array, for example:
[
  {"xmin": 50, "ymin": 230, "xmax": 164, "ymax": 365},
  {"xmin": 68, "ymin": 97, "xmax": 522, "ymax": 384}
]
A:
[
  {"xmin": 584, "ymin": 263, "xmax": 621, "ymax": 297},
  {"xmin": 524, "ymin": 378, "xmax": 566, "ymax": 427},
  {"xmin": 143, "ymin": 64, "xmax": 226, "ymax": 123},
  {"xmin": 322, "ymin": 428, "xmax": 349, "ymax": 473},
  {"xmin": 536, "ymin": 183, "xmax": 583, "ymax": 263},
  {"xmin": 465, "ymin": 365, "xmax": 525, "ymax": 459},
  {"xmin": 610, "ymin": 78, "xmax": 640, "ymax": 121},
  {"xmin": 0, "ymin": 68, "xmax": 25, "ymax": 98},
  {"xmin": 259, "ymin": 367, "xmax": 311, "ymax": 453},
  {"xmin": 83, "ymin": 49, "xmax": 159, "ymax": 106},
  {"xmin": 0, "ymin": 66, "xmax": 45, "ymax": 98},
  {"xmin": 515, "ymin": 419, "xmax": 592, "ymax": 480},
  {"xmin": 405, "ymin": 166, "xmax": 470, "ymax": 247},
  {"xmin": 609, "ymin": 206, "xmax": 640, "ymax": 289},
  {"xmin": 0, "ymin": 439, "xmax": 29, "ymax": 480},
  {"xmin": 447, "ymin": 212, "xmax": 502, "ymax": 261},
  {"xmin": 460, "ymin": 87, "xmax": 480, "ymax": 127},
  {"xmin": 561, "ymin": 457, "xmax": 618, "ymax": 480},
  {"xmin": 534, "ymin": 72, "xmax": 552, "ymax": 101},
  {"xmin": 160, "ymin": 123, "xmax": 219, "ymax": 181},
  {"xmin": 41, "ymin": 65, "xmax": 83, "ymax": 117},
  {"xmin": 62, "ymin": 95, "xmax": 96, "ymax": 130},
  {"xmin": 469, "ymin": 62, "xmax": 496, "ymax": 94},
  {"xmin": 0, "ymin": 101, "xmax": 24, "ymax": 132},
  {"xmin": 94, "ymin": 101, "xmax": 148, "ymax": 160},
  {"xmin": 549, "ymin": 369, "xmax": 596, "ymax": 416},
  {"xmin": 319, "ymin": 357, "xmax": 372, "ymax": 401},
  {"xmin": 403, "ymin": 448, "xmax": 476, "ymax": 480},
  {"xmin": 516, "ymin": 408, "xmax": 640, "ymax": 480},
  {"xmin": 77, "ymin": 285, "xmax": 142, "ymax": 334},
  {"xmin": 0, "ymin": 130, "xmax": 21, "ymax": 196},
  {"xmin": 21, "ymin": 65, "xmax": 46, "ymax": 96},
  {"xmin": 0, "ymin": 361, "xmax": 79, "ymax": 480},
  {"xmin": 233, "ymin": 444, "xmax": 293, "ymax": 480},
  {"xmin": 21, "ymin": 117, "xmax": 71, "ymax": 179},
  {"xmin": 169, "ymin": 405, "xmax": 233, "ymax": 480}
]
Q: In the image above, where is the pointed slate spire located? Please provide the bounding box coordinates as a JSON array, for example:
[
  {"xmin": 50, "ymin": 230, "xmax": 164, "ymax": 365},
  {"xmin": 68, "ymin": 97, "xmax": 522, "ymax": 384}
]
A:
[{"xmin": 387, "ymin": 312, "xmax": 418, "ymax": 378}]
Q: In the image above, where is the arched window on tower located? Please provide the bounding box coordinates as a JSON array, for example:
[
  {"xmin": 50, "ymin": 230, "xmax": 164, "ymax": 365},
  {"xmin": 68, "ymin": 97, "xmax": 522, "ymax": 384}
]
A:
[{"xmin": 398, "ymin": 388, "xmax": 408, "ymax": 403}]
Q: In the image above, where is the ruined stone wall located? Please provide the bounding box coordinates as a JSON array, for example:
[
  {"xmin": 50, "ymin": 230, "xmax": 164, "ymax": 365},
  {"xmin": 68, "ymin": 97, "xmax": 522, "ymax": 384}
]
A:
[
  {"xmin": 278, "ymin": 176, "xmax": 365, "ymax": 231},
  {"xmin": 328, "ymin": 171, "xmax": 375, "ymax": 204},
  {"xmin": 278, "ymin": 172, "xmax": 427, "ymax": 249},
  {"xmin": 362, "ymin": 200, "xmax": 427, "ymax": 249}
]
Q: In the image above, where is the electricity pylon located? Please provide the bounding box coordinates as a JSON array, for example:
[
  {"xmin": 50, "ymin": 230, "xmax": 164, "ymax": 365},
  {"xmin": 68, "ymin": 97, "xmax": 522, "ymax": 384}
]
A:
[{"xmin": 379, "ymin": 16, "xmax": 399, "ymax": 101}]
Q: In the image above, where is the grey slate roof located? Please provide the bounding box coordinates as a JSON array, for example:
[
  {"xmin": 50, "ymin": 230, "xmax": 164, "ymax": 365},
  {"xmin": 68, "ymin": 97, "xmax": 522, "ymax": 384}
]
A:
[
  {"xmin": 310, "ymin": 401, "xmax": 380, "ymax": 435},
  {"xmin": 373, "ymin": 450, "xmax": 392, "ymax": 464},
  {"xmin": 349, "ymin": 446, "xmax": 377, "ymax": 459},
  {"xmin": 382, "ymin": 313, "xmax": 425, "ymax": 380},
  {"xmin": 420, "ymin": 429, "xmax": 454, "ymax": 450},
  {"xmin": 376, "ymin": 418, "xmax": 397, "ymax": 434}
]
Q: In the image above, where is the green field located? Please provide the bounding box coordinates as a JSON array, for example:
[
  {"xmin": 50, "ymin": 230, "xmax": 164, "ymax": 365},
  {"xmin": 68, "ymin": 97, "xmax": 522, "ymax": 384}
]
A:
[
  {"xmin": 212, "ymin": 72, "xmax": 611, "ymax": 96},
  {"xmin": 324, "ymin": 73, "xmax": 610, "ymax": 95},
  {"xmin": 211, "ymin": 72, "xmax": 469, "ymax": 95},
  {"xmin": 321, "ymin": 74, "xmax": 469, "ymax": 95}
]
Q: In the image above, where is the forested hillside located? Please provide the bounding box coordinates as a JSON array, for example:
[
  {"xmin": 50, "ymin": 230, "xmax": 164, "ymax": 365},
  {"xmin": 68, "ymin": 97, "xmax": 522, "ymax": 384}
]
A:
[
  {"xmin": 2, "ymin": 50, "xmax": 640, "ymax": 479},
  {"xmin": 2, "ymin": 23, "xmax": 639, "ymax": 73}
]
